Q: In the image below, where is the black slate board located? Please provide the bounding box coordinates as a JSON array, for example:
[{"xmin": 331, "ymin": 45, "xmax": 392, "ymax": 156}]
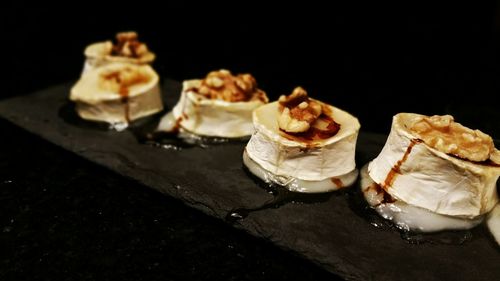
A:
[{"xmin": 0, "ymin": 80, "xmax": 498, "ymax": 281}]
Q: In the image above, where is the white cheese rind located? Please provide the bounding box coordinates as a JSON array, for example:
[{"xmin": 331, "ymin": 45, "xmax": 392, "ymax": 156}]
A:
[
  {"xmin": 245, "ymin": 102, "xmax": 360, "ymax": 182},
  {"xmin": 158, "ymin": 80, "xmax": 266, "ymax": 138},
  {"xmin": 360, "ymin": 164, "xmax": 483, "ymax": 232},
  {"xmin": 243, "ymin": 150, "xmax": 358, "ymax": 193},
  {"xmin": 70, "ymin": 63, "xmax": 163, "ymax": 124},
  {"xmin": 368, "ymin": 113, "xmax": 499, "ymax": 218}
]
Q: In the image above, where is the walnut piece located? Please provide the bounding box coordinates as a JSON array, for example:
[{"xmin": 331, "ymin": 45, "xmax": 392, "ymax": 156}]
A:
[
  {"xmin": 195, "ymin": 69, "xmax": 266, "ymax": 102},
  {"xmin": 409, "ymin": 115, "xmax": 496, "ymax": 162},
  {"xmin": 491, "ymin": 149, "xmax": 500, "ymax": 164},
  {"xmin": 278, "ymin": 87, "xmax": 322, "ymax": 133},
  {"xmin": 111, "ymin": 31, "xmax": 150, "ymax": 58}
]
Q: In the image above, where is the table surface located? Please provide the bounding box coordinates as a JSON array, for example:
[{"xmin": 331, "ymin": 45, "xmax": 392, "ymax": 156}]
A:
[{"xmin": 0, "ymin": 81, "xmax": 498, "ymax": 281}]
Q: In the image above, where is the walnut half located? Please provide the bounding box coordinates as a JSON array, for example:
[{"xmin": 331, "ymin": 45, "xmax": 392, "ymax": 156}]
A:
[
  {"xmin": 409, "ymin": 115, "xmax": 496, "ymax": 162},
  {"xmin": 196, "ymin": 69, "xmax": 265, "ymax": 102},
  {"xmin": 111, "ymin": 31, "xmax": 150, "ymax": 58},
  {"xmin": 278, "ymin": 87, "xmax": 322, "ymax": 133}
]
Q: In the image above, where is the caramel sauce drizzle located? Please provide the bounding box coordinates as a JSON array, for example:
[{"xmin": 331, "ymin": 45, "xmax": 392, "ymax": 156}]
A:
[
  {"xmin": 120, "ymin": 89, "xmax": 130, "ymax": 123},
  {"xmin": 279, "ymin": 102, "xmax": 340, "ymax": 147},
  {"xmin": 330, "ymin": 178, "xmax": 344, "ymax": 188},
  {"xmin": 280, "ymin": 115, "xmax": 341, "ymax": 144},
  {"xmin": 366, "ymin": 183, "xmax": 396, "ymax": 205},
  {"xmin": 382, "ymin": 139, "xmax": 423, "ymax": 190},
  {"xmin": 101, "ymin": 70, "xmax": 149, "ymax": 123}
]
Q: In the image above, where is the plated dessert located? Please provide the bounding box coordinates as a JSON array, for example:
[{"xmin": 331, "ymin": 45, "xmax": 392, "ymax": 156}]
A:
[
  {"xmin": 70, "ymin": 62, "xmax": 163, "ymax": 129},
  {"xmin": 362, "ymin": 113, "xmax": 500, "ymax": 234},
  {"xmin": 83, "ymin": 31, "xmax": 155, "ymax": 74},
  {"xmin": 158, "ymin": 69, "xmax": 268, "ymax": 138},
  {"xmin": 243, "ymin": 87, "xmax": 360, "ymax": 193}
]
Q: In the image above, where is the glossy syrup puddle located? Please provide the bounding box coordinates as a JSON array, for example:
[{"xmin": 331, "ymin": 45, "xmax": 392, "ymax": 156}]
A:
[
  {"xmin": 346, "ymin": 164, "xmax": 475, "ymax": 245},
  {"xmin": 225, "ymin": 168, "xmax": 334, "ymax": 223},
  {"xmin": 127, "ymin": 110, "xmax": 249, "ymax": 150},
  {"xmin": 136, "ymin": 130, "xmax": 249, "ymax": 151}
]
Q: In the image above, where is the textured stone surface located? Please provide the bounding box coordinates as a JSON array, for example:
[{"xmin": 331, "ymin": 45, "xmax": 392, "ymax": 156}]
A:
[{"xmin": 0, "ymin": 80, "xmax": 498, "ymax": 281}]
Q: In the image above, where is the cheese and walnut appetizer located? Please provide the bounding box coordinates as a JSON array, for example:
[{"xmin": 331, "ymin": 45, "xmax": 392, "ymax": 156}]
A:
[
  {"xmin": 158, "ymin": 69, "xmax": 268, "ymax": 138},
  {"xmin": 244, "ymin": 87, "xmax": 361, "ymax": 193},
  {"xmin": 363, "ymin": 113, "xmax": 500, "ymax": 232},
  {"xmin": 83, "ymin": 31, "xmax": 155, "ymax": 74},
  {"xmin": 70, "ymin": 62, "xmax": 163, "ymax": 127}
]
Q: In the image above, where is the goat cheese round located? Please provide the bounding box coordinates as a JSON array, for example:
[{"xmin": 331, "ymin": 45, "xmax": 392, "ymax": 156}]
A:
[
  {"xmin": 82, "ymin": 31, "xmax": 155, "ymax": 74},
  {"xmin": 70, "ymin": 62, "xmax": 162, "ymax": 127},
  {"xmin": 360, "ymin": 164, "xmax": 484, "ymax": 232},
  {"xmin": 158, "ymin": 70, "xmax": 268, "ymax": 138},
  {"xmin": 368, "ymin": 113, "xmax": 499, "ymax": 218},
  {"xmin": 244, "ymin": 87, "xmax": 360, "ymax": 193}
]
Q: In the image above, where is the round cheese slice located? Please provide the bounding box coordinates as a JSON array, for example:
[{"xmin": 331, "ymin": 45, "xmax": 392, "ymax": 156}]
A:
[
  {"xmin": 158, "ymin": 80, "xmax": 267, "ymax": 138},
  {"xmin": 82, "ymin": 41, "xmax": 156, "ymax": 74},
  {"xmin": 70, "ymin": 62, "xmax": 163, "ymax": 127},
  {"xmin": 244, "ymin": 101, "xmax": 360, "ymax": 193},
  {"xmin": 360, "ymin": 164, "xmax": 483, "ymax": 232},
  {"xmin": 368, "ymin": 113, "xmax": 499, "ymax": 218}
]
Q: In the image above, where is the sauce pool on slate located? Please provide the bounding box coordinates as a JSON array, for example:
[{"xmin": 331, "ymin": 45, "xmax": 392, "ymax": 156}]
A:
[{"xmin": 225, "ymin": 168, "xmax": 334, "ymax": 223}]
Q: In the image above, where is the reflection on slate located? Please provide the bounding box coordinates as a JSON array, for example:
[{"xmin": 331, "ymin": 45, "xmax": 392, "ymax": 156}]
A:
[{"xmin": 0, "ymin": 80, "xmax": 498, "ymax": 281}]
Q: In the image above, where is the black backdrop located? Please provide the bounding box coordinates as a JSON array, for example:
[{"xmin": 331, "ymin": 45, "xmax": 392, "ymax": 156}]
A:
[
  {"xmin": 4, "ymin": 2, "xmax": 500, "ymax": 136},
  {"xmin": 2, "ymin": 3, "xmax": 500, "ymax": 281}
]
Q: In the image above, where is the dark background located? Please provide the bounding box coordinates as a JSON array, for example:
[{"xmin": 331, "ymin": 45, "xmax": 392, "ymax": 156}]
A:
[
  {"xmin": 4, "ymin": 2, "xmax": 500, "ymax": 136},
  {"xmin": 2, "ymin": 3, "xmax": 500, "ymax": 281}
]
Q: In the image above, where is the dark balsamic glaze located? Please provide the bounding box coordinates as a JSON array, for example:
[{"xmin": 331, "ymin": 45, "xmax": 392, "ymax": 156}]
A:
[
  {"xmin": 120, "ymin": 94, "xmax": 130, "ymax": 124},
  {"xmin": 225, "ymin": 167, "xmax": 335, "ymax": 223},
  {"xmin": 346, "ymin": 178, "xmax": 395, "ymax": 229},
  {"xmin": 382, "ymin": 139, "xmax": 422, "ymax": 189},
  {"xmin": 330, "ymin": 178, "xmax": 344, "ymax": 188},
  {"xmin": 280, "ymin": 114, "xmax": 341, "ymax": 144},
  {"xmin": 366, "ymin": 183, "xmax": 395, "ymax": 205},
  {"xmin": 278, "ymin": 104, "xmax": 341, "ymax": 150}
]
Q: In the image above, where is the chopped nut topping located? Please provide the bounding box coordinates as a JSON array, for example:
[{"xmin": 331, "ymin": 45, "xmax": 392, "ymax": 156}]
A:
[
  {"xmin": 110, "ymin": 31, "xmax": 150, "ymax": 58},
  {"xmin": 491, "ymin": 149, "xmax": 500, "ymax": 164},
  {"xmin": 278, "ymin": 87, "xmax": 322, "ymax": 133},
  {"xmin": 277, "ymin": 87, "xmax": 340, "ymax": 141},
  {"xmin": 409, "ymin": 115, "xmax": 497, "ymax": 162},
  {"xmin": 279, "ymin": 107, "xmax": 311, "ymax": 133},
  {"xmin": 99, "ymin": 66, "xmax": 151, "ymax": 96},
  {"xmin": 194, "ymin": 69, "xmax": 267, "ymax": 102},
  {"xmin": 298, "ymin": 102, "xmax": 308, "ymax": 109}
]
